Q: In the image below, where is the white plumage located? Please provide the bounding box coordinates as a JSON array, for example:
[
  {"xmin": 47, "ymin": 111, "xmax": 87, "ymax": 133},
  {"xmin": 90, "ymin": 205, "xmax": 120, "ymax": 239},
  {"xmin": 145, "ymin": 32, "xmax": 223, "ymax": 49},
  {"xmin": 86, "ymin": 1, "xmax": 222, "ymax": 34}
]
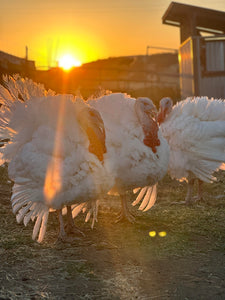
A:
[
  {"xmin": 157, "ymin": 96, "xmax": 225, "ymax": 204},
  {"xmin": 0, "ymin": 75, "xmax": 115, "ymax": 242},
  {"xmin": 87, "ymin": 93, "xmax": 169, "ymax": 221},
  {"xmin": 0, "ymin": 75, "xmax": 170, "ymax": 241}
]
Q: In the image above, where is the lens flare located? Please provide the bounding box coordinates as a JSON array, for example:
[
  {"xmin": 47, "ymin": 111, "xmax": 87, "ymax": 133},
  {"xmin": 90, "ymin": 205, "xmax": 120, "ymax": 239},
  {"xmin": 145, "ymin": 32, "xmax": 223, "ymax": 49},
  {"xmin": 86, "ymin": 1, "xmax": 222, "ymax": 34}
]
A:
[
  {"xmin": 43, "ymin": 98, "xmax": 66, "ymax": 204},
  {"xmin": 149, "ymin": 230, "xmax": 167, "ymax": 237},
  {"xmin": 149, "ymin": 231, "xmax": 156, "ymax": 237},
  {"xmin": 43, "ymin": 159, "xmax": 62, "ymax": 204},
  {"xmin": 158, "ymin": 231, "xmax": 167, "ymax": 237}
]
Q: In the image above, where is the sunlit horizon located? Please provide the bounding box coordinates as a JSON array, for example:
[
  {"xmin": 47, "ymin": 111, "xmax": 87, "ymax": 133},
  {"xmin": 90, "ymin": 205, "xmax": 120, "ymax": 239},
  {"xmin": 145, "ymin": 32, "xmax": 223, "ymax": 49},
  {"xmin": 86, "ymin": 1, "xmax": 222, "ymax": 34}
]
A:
[
  {"xmin": 1, "ymin": 0, "xmax": 225, "ymax": 70},
  {"xmin": 58, "ymin": 54, "xmax": 82, "ymax": 70}
]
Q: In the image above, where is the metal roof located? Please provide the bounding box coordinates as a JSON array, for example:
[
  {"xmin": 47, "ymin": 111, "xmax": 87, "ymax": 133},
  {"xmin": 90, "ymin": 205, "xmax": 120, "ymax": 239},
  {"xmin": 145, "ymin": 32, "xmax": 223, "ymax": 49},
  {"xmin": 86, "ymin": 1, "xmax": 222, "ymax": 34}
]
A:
[{"xmin": 162, "ymin": 2, "xmax": 225, "ymax": 42}]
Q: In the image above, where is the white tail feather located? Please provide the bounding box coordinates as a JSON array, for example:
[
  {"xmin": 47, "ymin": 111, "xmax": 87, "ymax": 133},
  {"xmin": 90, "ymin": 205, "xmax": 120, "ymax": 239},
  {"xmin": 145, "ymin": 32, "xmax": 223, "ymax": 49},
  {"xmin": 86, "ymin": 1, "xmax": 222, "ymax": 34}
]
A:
[
  {"xmin": 132, "ymin": 186, "xmax": 148, "ymax": 206},
  {"xmin": 132, "ymin": 185, "xmax": 157, "ymax": 212},
  {"xmin": 11, "ymin": 183, "xmax": 49, "ymax": 242},
  {"xmin": 85, "ymin": 200, "xmax": 99, "ymax": 228},
  {"xmin": 138, "ymin": 187, "xmax": 154, "ymax": 211},
  {"xmin": 71, "ymin": 203, "xmax": 86, "ymax": 218},
  {"xmin": 37, "ymin": 211, "xmax": 49, "ymax": 243},
  {"xmin": 12, "ymin": 194, "xmax": 31, "ymax": 209},
  {"xmin": 85, "ymin": 211, "xmax": 91, "ymax": 223},
  {"xmin": 143, "ymin": 185, "xmax": 157, "ymax": 212},
  {"xmin": 133, "ymin": 187, "xmax": 141, "ymax": 194},
  {"xmin": 12, "ymin": 198, "xmax": 29, "ymax": 214},
  {"xmin": 91, "ymin": 200, "xmax": 99, "ymax": 229},
  {"xmin": 16, "ymin": 202, "xmax": 33, "ymax": 223},
  {"xmin": 32, "ymin": 210, "xmax": 45, "ymax": 241},
  {"xmin": 68, "ymin": 200, "xmax": 99, "ymax": 228},
  {"xmin": 23, "ymin": 210, "xmax": 35, "ymax": 227}
]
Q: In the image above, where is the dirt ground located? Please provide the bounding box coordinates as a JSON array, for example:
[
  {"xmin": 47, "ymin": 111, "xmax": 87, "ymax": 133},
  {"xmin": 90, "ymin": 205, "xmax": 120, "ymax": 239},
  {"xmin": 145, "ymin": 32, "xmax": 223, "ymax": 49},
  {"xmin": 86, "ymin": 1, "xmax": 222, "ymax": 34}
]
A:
[{"xmin": 0, "ymin": 171, "xmax": 225, "ymax": 300}]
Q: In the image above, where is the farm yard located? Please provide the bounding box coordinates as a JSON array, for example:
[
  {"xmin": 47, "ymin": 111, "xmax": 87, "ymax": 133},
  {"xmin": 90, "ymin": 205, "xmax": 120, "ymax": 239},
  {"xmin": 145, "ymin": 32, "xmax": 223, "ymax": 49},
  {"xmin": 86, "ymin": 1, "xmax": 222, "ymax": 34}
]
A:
[
  {"xmin": 1, "ymin": 1, "xmax": 225, "ymax": 298},
  {"xmin": 0, "ymin": 165, "xmax": 224, "ymax": 300}
]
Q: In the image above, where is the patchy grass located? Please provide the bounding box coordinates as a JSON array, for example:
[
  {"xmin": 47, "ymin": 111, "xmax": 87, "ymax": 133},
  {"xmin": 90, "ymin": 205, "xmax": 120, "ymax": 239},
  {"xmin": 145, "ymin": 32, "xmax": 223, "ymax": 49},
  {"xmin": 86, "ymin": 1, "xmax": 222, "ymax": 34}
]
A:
[{"xmin": 0, "ymin": 166, "xmax": 224, "ymax": 299}]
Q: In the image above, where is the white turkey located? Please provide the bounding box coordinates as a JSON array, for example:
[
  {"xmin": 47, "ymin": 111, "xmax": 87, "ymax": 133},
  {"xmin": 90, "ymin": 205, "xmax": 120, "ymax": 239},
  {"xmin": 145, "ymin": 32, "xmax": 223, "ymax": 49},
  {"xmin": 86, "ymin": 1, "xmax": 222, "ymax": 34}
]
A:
[
  {"xmin": 0, "ymin": 75, "xmax": 115, "ymax": 242},
  {"xmin": 157, "ymin": 96, "xmax": 225, "ymax": 204},
  {"xmin": 86, "ymin": 93, "xmax": 170, "ymax": 222},
  {"xmin": 0, "ymin": 75, "xmax": 169, "ymax": 228}
]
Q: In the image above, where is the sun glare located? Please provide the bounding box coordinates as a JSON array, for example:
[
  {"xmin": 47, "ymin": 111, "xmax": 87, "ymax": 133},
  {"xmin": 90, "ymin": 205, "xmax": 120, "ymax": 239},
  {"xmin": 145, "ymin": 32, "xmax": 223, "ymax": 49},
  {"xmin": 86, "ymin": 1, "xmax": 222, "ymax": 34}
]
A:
[{"xmin": 58, "ymin": 54, "xmax": 82, "ymax": 71}]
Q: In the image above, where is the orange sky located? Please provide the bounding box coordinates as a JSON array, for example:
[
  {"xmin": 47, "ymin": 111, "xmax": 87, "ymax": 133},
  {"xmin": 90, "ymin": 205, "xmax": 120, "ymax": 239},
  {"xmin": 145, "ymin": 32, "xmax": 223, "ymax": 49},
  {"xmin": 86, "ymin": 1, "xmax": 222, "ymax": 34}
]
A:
[{"xmin": 1, "ymin": 0, "xmax": 225, "ymax": 69}]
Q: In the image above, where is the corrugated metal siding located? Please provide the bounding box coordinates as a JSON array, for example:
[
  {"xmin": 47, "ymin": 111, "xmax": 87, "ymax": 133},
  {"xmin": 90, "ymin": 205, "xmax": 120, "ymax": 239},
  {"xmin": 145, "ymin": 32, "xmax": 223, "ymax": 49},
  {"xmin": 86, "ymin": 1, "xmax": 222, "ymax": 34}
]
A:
[
  {"xmin": 200, "ymin": 76, "xmax": 225, "ymax": 98},
  {"xmin": 206, "ymin": 41, "xmax": 225, "ymax": 72},
  {"xmin": 201, "ymin": 38, "xmax": 225, "ymax": 98},
  {"xmin": 179, "ymin": 36, "xmax": 225, "ymax": 99}
]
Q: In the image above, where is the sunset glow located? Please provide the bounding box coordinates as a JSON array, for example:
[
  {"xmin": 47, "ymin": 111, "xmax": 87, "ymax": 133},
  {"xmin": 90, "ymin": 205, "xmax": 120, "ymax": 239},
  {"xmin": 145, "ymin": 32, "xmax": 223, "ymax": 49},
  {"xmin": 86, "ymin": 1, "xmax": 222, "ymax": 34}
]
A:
[
  {"xmin": 58, "ymin": 54, "xmax": 82, "ymax": 70},
  {"xmin": 1, "ymin": 1, "xmax": 225, "ymax": 69}
]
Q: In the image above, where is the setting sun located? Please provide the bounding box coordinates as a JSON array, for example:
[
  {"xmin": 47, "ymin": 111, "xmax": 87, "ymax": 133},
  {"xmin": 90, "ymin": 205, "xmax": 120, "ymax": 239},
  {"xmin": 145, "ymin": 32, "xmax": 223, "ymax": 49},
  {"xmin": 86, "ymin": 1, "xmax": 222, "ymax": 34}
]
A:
[{"xmin": 58, "ymin": 54, "xmax": 82, "ymax": 71}]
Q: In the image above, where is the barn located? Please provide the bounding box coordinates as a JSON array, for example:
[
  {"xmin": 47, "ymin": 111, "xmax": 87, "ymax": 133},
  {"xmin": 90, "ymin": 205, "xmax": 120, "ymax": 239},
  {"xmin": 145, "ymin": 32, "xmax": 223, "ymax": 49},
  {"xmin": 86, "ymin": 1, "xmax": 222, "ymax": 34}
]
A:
[{"xmin": 162, "ymin": 2, "xmax": 225, "ymax": 98}]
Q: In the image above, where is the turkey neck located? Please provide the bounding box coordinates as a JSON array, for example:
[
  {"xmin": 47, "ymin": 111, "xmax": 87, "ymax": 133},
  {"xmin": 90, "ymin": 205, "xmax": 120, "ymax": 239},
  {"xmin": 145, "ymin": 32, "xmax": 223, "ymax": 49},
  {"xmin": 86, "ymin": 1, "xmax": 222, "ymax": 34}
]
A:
[
  {"xmin": 85, "ymin": 127, "xmax": 106, "ymax": 162},
  {"xmin": 135, "ymin": 106, "xmax": 160, "ymax": 153}
]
